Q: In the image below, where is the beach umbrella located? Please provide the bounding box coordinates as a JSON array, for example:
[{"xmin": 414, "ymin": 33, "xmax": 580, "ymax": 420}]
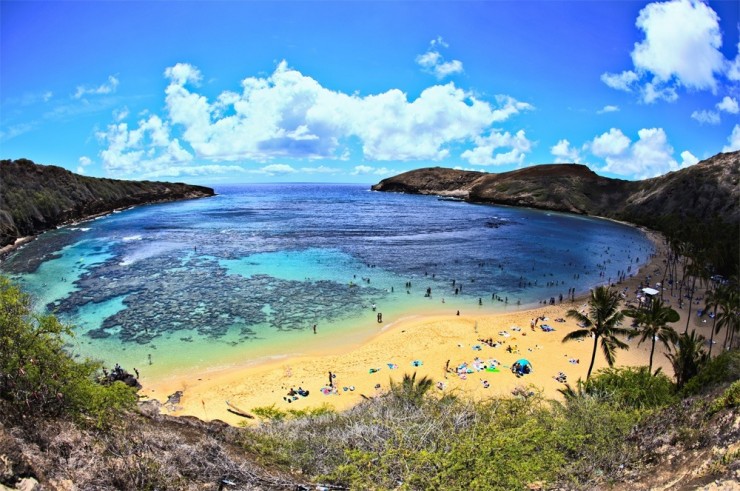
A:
[{"xmin": 515, "ymin": 359, "xmax": 531, "ymax": 367}]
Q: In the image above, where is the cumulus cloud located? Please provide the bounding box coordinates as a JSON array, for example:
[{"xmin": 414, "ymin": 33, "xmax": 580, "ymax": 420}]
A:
[
  {"xmin": 550, "ymin": 139, "xmax": 581, "ymax": 162},
  {"xmin": 299, "ymin": 165, "xmax": 341, "ymax": 174},
  {"xmin": 140, "ymin": 164, "xmax": 246, "ymax": 179},
  {"xmin": 461, "ymin": 129, "xmax": 532, "ymax": 166},
  {"xmin": 590, "ymin": 128, "xmax": 631, "ymax": 157},
  {"xmin": 254, "ymin": 164, "xmax": 297, "ymax": 175},
  {"xmin": 416, "ymin": 37, "xmax": 464, "ymax": 80},
  {"xmin": 632, "ymin": 0, "xmax": 723, "ymax": 92},
  {"xmin": 351, "ymin": 165, "xmax": 395, "ymax": 176},
  {"xmin": 97, "ymin": 114, "xmax": 193, "ymax": 175},
  {"xmin": 161, "ymin": 61, "xmax": 529, "ymax": 163},
  {"xmin": 74, "ymin": 75, "xmax": 119, "ymax": 99},
  {"xmin": 602, "ymin": 0, "xmax": 732, "ymax": 103},
  {"xmin": 640, "ymin": 81, "xmax": 678, "ymax": 103},
  {"xmin": 592, "ymin": 127, "xmax": 697, "ymax": 178},
  {"xmin": 597, "ymin": 105, "xmax": 620, "ymax": 114},
  {"xmin": 691, "ymin": 109, "xmax": 720, "ymax": 125},
  {"xmin": 76, "ymin": 155, "xmax": 93, "ymax": 174},
  {"xmin": 113, "ymin": 107, "xmax": 130, "ymax": 122},
  {"xmin": 98, "ymin": 61, "xmax": 533, "ymax": 177},
  {"xmin": 728, "ymin": 41, "xmax": 740, "ymax": 81},
  {"xmin": 716, "ymin": 96, "xmax": 739, "ymax": 114},
  {"xmin": 601, "ymin": 71, "xmax": 639, "ymax": 92},
  {"xmin": 679, "ymin": 150, "xmax": 699, "ymax": 167},
  {"xmin": 723, "ymin": 124, "xmax": 740, "ymax": 152}
]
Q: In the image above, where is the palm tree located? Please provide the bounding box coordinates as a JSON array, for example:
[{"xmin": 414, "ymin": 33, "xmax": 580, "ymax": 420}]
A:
[
  {"xmin": 714, "ymin": 283, "xmax": 739, "ymax": 352},
  {"xmin": 390, "ymin": 372, "xmax": 434, "ymax": 407},
  {"xmin": 623, "ymin": 298, "xmax": 679, "ymax": 374},
  {"xmin": 563, "ymin": 286, "xmax": 630, "ymax": 380},
  {"xmin": 703, "ymin": 282, "xmax": 728, "ymax": 357},
  {"xmin": 666, "ymin": 330, "xmax": 707, "ymax": 389}
]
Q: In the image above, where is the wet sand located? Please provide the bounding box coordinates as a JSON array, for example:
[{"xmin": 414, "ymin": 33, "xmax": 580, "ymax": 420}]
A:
[{"xmin": 143, "ymin": 229, "xmax": 717, "ymax": 425}]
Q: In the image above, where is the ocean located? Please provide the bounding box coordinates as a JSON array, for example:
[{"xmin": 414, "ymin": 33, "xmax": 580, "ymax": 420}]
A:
[{"xmin": 1, "ymin": 183, "xmax": 654, "ymax": 380}]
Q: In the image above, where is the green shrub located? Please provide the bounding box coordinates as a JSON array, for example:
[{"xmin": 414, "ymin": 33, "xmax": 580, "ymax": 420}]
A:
[
  {"xmin": 708, "ymin": 380, "xmax": 740, "ymax": 415},
  {"xmin": 0, "ymin": 276, "xmax": 137, "ymax": 425},
  {"xmin": 583, "ymin": 366, "xmax": 677, "ymax": 410},
  {"xmin": 682, "ymin": 350, "xmax": 740, "ymax": 396}
]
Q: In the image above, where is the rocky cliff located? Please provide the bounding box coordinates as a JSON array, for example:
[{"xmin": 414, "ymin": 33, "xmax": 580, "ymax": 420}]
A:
[
  {"xmin": 372, "ymin": 151, "xmax": 740, "ymax": 225},
  {"xmin": 0, "ymin": 159, "xmax": 215, "ymax": 249}
]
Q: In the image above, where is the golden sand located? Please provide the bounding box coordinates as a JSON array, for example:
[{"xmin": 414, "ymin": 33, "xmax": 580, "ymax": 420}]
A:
[{"xmin": 143, "ymin": 230, "xmax": 717, "ymax": 425}]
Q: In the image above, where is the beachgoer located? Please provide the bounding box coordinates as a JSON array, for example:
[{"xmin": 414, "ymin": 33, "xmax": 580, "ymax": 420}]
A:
[{"xmin": 313, "ymin": 324, "xmax": 317, "ymax": 334}]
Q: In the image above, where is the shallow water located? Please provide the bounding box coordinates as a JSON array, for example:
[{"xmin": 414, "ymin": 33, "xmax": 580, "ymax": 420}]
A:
[{"xmin": 1, "ymin": 184, "xmax": 653, "ymax": 379}]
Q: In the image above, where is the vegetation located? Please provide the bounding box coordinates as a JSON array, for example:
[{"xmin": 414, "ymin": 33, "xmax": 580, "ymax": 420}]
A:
[
  {"xmin": 666, "ymin": 330, "xmax": 709, "ymax": 390},
  {"xmin": 1, "ymin": 272, "xmax": 738, "ymax": 489},
  {"xmin": 0, "ymin": 276, "xmax": 137, "ymax": 425},
  {"xmin": 623, "ymin": 298, "xmax": 679, "ymax": 374},
  {"xmin": 563, "ymin": 286, "xmax": 630, "ymax": 379},
  {"xmin": 0, "ymin": 158, "xmax": 213, "ymax": 249}
]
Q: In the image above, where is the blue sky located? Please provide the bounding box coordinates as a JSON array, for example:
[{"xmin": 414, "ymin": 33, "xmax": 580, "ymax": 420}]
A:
[{"xmin": 1, "ymin": 1, "xmax": 738, "ymax": 184}]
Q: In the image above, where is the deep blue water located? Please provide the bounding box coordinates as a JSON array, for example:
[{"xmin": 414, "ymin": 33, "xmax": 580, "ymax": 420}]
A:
[{"xmin": 1, "ymin": 184, "xmax": 653, "ymax": 374}]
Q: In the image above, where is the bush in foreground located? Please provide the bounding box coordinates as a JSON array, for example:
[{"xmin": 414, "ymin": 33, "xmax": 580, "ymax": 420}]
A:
[{"xmin": 0, "ymin": 276, "xmax": 137, "ymax": 426}]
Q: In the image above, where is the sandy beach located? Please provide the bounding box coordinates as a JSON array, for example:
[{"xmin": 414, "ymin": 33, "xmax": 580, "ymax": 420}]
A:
[{"xmin": 143, "ymin": 228, "xmax": 718, "ymax": 425}]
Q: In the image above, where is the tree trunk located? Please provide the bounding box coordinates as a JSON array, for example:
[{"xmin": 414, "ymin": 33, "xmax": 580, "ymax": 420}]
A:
[
  {"xmin": 587, "ymin": 335, "xmax": 599, "ymax": 380},
  {"xmin": 649, "ymin": 336, "xmax": 656, "ymax": 375},
  {"xmin": 684, "ymin": 276, "xmax": 697, "ymax": 334},
  {"xmin": 708, "ymin": 305, "xmax": 718, "ymax": 357}
]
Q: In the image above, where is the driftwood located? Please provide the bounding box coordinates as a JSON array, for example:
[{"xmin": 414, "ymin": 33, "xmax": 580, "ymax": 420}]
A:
[{"xmin": 225, "ymin": 400, "xmax": 254, "ymax": 419}]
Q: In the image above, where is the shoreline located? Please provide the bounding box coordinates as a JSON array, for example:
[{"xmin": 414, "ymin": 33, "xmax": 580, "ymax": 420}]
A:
[
  {"xmin": 0, "ymin": 195, "xmax": 215, "ymax": 263},
  {"xmin": 143, "ymin": 226, "xmax": 715, "ymax": 426}
]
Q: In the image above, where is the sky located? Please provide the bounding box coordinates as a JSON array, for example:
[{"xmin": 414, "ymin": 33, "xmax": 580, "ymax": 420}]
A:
[{"xmin": 1, "ymin": 1, "xmax": 738, "ymax": 185}]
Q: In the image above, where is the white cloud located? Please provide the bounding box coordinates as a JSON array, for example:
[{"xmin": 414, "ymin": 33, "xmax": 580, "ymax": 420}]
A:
[
  {"xmin": 164, "ymin": 63, "xmax": 202, "ymax": 86},
  {"xmin": 593, "ymin": 127, "xmax": 697, "ymax": 178},
  {"xmin": 461, "ymin": 129, "xmax": 532, "ymax": 166},
  {"xmin": 351, "ymin": 165, "xmax": 395, "ymax": 176},
  {"xmin": 416, "ymin": 37, "xmax": 464, "ymax": 80},
  {"xmin": 74, "ymin": 75, "xmax": 119, "ymax": 99},
  {"xmin": 140, "ymin": 164, "xmax": 246, "ymax": 179},
  {"xmin": 691, "ymin": 109, "xmax": 720, "ymax": 125},
  {"xmin": 490, "ymin": 95, "xmax": 534, "ymax": 122},
  {"xmin": 113, "ymin": 107, "xmax": 130, "ymax": 122},
  {"xmin": 640, "ymin": 80, "xmax": 678, "ymax": 104},
  {"xmin": 597, "ymin": 105, "xmax": 620, "ymax": 114},
  {"xmin": 632, "ymin": 0, "xmax": 723, "ymax": 92},
  {"xmin": 603, "ymin": 0, "xmax": 735, "ymax": 102},
  {"xmin": 600, "ymin": 71, "xmax": 639, "ymax": 92},
  {"xmin": 158, "ymin": 61, "xmax": 531, "ymax": 164},
  {"xmin": 590, "ymin": 128, "xmax": 631, "ymax": 157},
  {"xmin": 97, "ymin": 114, "xmax": 193, "ymax": 175},
  {"xmin": 98, "ymin": 61, "xmax": 533, "ymax": 177},
  {"xmin": 551, "ymin": 139, "xmax": 581, "ymax": 163},
  {"xmin": 716, "ymin": 96, "xmax": 739, "ymax": 114},
  {"xmin": 723, "ymin": 124, "xmax": 740, "ymax": 152},
  {"xmin": 299, "ymin": 165, "xmax": 341, "ymax": 174},
  {"xmin": 76, "ymin": 156, "xmax": 93, "ymax": 175},
  {"xmin": 255, "ymin": 164, "xmax": 297, "ymax": 175},
  {"xmin": 679, "ymin": 150, "xmax": 699, "ymax": 168},
  {"xmin": 728, "ymin": 41, "xmax": 740, "ymax": 81}
]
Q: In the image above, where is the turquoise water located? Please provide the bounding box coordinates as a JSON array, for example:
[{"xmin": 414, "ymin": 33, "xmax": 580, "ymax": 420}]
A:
[{"xmin": 1, "ymin": 184, "xmax": 654, "ymax": 379}]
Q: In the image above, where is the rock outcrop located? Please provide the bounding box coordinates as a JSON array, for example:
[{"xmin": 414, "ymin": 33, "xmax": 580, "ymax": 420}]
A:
[
  {"xmin": 372, "ymin": 151, "xmax": 740, "ymax": 226},
  {"xmin": 0, "ymin": 159, "xmax": 215, "ymax": 249}
]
